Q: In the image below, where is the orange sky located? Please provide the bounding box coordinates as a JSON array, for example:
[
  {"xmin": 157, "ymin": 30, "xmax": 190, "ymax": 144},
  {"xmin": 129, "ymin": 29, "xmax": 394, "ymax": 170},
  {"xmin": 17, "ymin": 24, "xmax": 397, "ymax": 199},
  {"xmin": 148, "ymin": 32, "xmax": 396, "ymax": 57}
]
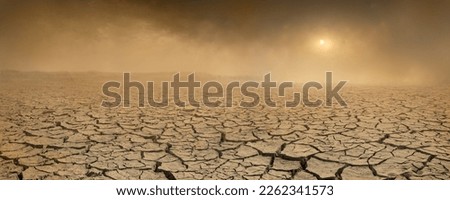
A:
[{"xmin": 0, "ymin": 0, "xmax": 449, "ymax": 85}]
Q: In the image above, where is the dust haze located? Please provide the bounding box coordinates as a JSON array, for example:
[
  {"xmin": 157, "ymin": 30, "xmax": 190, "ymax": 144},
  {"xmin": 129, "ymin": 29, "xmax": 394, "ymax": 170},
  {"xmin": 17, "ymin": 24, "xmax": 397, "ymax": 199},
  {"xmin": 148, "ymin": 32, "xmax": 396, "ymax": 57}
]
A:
[{"xmin": 1, "ymin": 0, "xmax": 449, "ymax": 85}]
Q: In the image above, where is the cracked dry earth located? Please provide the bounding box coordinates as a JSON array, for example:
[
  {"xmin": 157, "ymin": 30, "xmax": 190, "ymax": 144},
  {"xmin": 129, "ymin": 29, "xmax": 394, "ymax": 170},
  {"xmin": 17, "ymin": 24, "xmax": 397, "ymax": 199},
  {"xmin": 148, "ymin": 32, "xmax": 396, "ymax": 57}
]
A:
[{"xmin": 1, "ymin": 72, "xmax": 450, "ymax": 180}]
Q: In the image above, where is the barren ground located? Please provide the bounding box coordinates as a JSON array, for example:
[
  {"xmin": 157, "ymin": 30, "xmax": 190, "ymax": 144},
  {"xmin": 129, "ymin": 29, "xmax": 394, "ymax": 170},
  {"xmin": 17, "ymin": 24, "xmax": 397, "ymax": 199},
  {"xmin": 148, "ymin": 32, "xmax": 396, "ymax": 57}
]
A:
[{"xmin": 1, "ymin": 72, "xmax": 449, "ymax": 180}]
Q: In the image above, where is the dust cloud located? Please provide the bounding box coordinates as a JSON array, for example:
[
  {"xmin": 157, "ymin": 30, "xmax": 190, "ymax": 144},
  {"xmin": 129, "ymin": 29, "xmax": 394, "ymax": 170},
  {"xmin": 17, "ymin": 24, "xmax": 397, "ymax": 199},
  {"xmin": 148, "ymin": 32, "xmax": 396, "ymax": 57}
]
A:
[{"xmin": 1, "ymin": 0, "xmax": 449, "ymax": 85}]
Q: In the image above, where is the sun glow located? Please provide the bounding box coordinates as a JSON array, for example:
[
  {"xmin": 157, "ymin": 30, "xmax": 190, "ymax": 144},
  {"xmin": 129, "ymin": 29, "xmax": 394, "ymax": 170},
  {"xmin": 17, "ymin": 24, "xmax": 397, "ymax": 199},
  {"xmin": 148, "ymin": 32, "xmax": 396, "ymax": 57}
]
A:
[{"xmin": 318, "ymin": 39, "xmax": 332, "ymax": 51}]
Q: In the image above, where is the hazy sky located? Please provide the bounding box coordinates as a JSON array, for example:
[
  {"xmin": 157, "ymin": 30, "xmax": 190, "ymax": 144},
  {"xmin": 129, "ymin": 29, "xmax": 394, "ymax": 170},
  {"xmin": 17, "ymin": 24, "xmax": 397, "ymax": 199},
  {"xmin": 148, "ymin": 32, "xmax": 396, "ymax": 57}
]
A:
[{"xmin": 1, "ymin": 0, "xmax": 449, "ymax": 85}]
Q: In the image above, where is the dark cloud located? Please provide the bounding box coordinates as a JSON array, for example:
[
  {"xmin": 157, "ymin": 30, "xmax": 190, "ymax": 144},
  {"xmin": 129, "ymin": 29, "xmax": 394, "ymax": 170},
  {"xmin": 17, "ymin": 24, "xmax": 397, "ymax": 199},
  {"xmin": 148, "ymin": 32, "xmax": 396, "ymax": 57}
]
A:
[{"xmin": 0, "ymin": 0, "xmax": 449, "ymax": 85}]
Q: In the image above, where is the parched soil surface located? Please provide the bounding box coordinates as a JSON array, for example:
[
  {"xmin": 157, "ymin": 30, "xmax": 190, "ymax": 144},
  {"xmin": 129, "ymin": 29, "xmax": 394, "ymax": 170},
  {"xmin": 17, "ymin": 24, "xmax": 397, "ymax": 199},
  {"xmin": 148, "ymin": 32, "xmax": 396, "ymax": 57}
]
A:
[{"xmin": 1, "ymin": 72, "xmax": 449, "ymax": 180}]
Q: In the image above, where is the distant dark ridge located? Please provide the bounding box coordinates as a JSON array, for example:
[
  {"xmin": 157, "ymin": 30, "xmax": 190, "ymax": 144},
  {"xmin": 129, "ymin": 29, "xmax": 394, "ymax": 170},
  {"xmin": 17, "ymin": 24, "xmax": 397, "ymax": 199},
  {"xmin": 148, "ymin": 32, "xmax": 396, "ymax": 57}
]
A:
[{"xmin": 0, "ymin": 70, "xmax": 260, "ymax": 82}]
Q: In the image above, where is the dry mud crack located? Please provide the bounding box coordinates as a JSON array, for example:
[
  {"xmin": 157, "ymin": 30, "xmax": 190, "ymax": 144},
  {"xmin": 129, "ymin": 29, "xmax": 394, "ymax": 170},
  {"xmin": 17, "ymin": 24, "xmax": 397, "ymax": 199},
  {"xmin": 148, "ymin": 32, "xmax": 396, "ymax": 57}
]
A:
[{"xmin": 1, "ymin": 73, "xmax": 450, "ymax": 180}]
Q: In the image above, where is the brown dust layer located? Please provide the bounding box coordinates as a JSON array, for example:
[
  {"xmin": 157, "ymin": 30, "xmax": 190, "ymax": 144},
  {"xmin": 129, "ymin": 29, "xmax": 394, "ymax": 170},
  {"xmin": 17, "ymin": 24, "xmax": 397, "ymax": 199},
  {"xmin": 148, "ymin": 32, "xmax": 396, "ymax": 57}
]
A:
[{"xmin": 0, "ymin": 72, "xmax": 449, "ymax": 180}]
